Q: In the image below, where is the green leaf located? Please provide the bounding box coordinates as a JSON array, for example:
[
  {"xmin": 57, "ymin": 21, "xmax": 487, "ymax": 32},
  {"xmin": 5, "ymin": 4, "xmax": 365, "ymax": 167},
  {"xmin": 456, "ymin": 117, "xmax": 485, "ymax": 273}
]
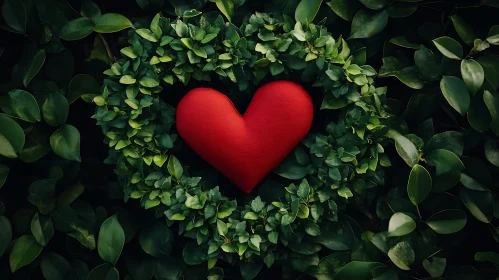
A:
[
  {"xmin": 240, "ymin": 262, "xmax": 262, "ymax": 280},
  {"xmin": 183, "ymin": 242, "xmax": 207, "ymax": 265},
  {"xmin": 359, "ymin": 0, "xmax": 391, "ymax": 10},
  {"xmin": 427, "ymin": 149, "xmax": 464, "ymax": 176},
  {"xmin": 433, "ymin": 37, "xmax": 463, "ymax": 60},
  {"xmin": 68, "ymin": 74, "xmax": 100, "ymax": 104},
  {"xmin": 31, "ymin": 213, "xmax": 54, "ymax": 246},
  {"xmin": 9, "ymin": 89, "xmax": 41, "ymax": 122},
  {"xmin": 50, "ymin": 125, "xmax": 81, "ymax": 161},
  {"xmin": 484, "ymin": 140, "xmax": 499, "ymax": 167},
  {"xmin": 349, "ymin": 10, "xmax": 388, "ymax": 39},
  {"xmin": 450, "ymin": 15, "xmax": 475, "ymax": 45},
  {"xmin": 388, "ymin": 241, "xmax": 414, "ymax": 271},
  {"xmin": 136, "ymin": 29, "xmax": 158, "ymax": 42},
  {"xmin": 139, "ymin": 223, "xmax": 172, "ymax": 257},
  {"xmin": 217, "ymin": 219, "xmax": 228, "ymax": 236},
  {"xmin": 98, "ymin": 214, "xmax": 125, "ymax": 265},
  {"xmin": 461, "ymin": 59, "xmax": 484, "ymax": 94},
  {"xmin": 40, "ymin": 253, "xmax": 71, "ymax": 280},
  {"xmin": 23, "ymin": 50, "xmax": 46, "ymax": 87},
  {"xmin": 389, "ymin": 36, "xmax": 420, "ymax": 49},
  {"xmin": 326, "ymin": 0, "xmax": 359, "ymax": 21},
  {"xmin": 0, "ymin": 164, "xmax": 8, "ymax": 188},
  {"xmin": 379, "ymin": 57, "xmax": 424, "ymax": 89},
  {"xmin": 0, "ymin": 113, "xmax": 25, "ymax": 158},
  {"xmin": 81, "ymin": 0, "xmax": 101, "ymax": 20},
  {"xmin": 153, "ymin": 257, "xmax": 183, "ymax": 280},
  {"xmin": 251, "ymin": 197, "xmax": 264, "ymax": 212},
  {"xmin": 388, "ymin": 212, "xmax": 416, "ymax": 237},
  {"xmin": 43, "ymin": 92, "xmax": 69, "ymax": 127},
  {"xmin": 297, "ymin": 179, "xmax": 310, "ymax": 199},
  {"xmin": 440, "ymin": 76, "xmax": 470, "ymax": 115},
  {"xmin": 475, "ymin": 252, "xmax": 499, "ymax": 267},
  {"xmin": 61, "ymin": 18, "xmax": 95, "ymax": 40},
  {"xmin": 2, "ymin": 0, "xmax": 26, "ymax": 33},
  {"xmin": 487, "ymin": 25, "xmax": 499, "ymax": 45},
  {"xmin": 468, "ymin": 93, "xmax": 492, "ymax": 132},
  {"xmin": 422, "ymin": 257, "xmax": 446, "ymax": 278},
  {"xmin": 167, "ymin": 155, "xmax": 183, "ymax": 179},
  {"xmin": 9, "ymin": 235, "xmax": 43, "ymax": 272},
  {"xmin": 388, "ymin": 131, "xmax": 419, "ymax": 167},
  {"xmin": 426, "ymin": 131, "xmax": 464, "ymax": 156},
  {"xmin": 0, "ymin": 216, "xmax": 12, "ymax": 257},
  {"xmin": 88, "ymin": 264, "xmax": 119, "ymax": 280},
  {"xmin": 483, "ymin": 90, "xmax": 499, "ymax": 136},
  {"xmin": 460, "ymin": 173, "xmax": 487, "ymax": 191},
  {"xmin": 94, "ymin": 13, "xmax": 133, "ymax": 33},
  {"xmin": 334, "ymin": 261, "xmax": 383, "ymax": 280},
  {"xmin": 295, "ymin": 0, "xmax": 323, "ymax": 24},
  {"xmin": 214, "ymin": 0, "xmax": 234, "ymax": 21},
  {"xmin": 407, "ymin": 164, "xmax": 432, "ymax": 205},
  {"xmin": 425, "ymin": 209, "xmax": 467, "ymax": 234},
  {"xmin": 476, "ymin": 55, "xmax": 499, "ymax": 89},
  {"xmin": 460, "ymin": 188, "xmax": 494, "ymax": 223}
]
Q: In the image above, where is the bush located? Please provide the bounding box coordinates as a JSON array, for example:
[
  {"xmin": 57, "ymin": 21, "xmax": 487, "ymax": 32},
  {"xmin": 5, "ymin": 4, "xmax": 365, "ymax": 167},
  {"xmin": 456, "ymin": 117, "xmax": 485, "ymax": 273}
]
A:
[{"xmin": 0, "ymin": 0, "xmax": 498, "ymax": 279}]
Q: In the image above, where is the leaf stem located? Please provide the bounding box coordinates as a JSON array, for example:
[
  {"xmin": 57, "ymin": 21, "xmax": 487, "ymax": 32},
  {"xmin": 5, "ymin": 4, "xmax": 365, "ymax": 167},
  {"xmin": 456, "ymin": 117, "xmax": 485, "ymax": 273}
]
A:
[{"xmin": 98, "ymin": 33, "xmax": 116, "ymax": 65}]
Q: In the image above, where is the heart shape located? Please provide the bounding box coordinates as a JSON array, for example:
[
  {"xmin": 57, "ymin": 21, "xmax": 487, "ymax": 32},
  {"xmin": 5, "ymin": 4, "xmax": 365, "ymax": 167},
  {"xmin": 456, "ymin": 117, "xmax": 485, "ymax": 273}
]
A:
[{"xmin": 176, "ymin": 81, "xmax": 313, "ymax": 193}]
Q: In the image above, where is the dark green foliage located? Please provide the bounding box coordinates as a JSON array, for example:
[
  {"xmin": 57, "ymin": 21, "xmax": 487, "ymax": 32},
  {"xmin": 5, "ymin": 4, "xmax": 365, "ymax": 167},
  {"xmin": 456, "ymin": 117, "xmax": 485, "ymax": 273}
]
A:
[{"xmin": 0, "ymin": 0, "xmax": 498, "ymax": 279}]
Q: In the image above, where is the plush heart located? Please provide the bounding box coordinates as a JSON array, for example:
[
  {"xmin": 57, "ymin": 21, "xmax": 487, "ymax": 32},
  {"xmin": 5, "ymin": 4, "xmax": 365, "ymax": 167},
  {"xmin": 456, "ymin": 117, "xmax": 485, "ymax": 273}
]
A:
[{"xmin": 176, "ymin": 81, "xmax": 313, "ymax": 193}]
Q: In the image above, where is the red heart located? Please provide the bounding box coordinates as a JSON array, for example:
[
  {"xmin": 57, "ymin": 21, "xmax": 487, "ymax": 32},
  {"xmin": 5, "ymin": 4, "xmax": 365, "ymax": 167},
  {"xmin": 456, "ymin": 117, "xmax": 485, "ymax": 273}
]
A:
[{"xmin": 176, "ymin": 81, "xmax": 313, "ymax": 193}]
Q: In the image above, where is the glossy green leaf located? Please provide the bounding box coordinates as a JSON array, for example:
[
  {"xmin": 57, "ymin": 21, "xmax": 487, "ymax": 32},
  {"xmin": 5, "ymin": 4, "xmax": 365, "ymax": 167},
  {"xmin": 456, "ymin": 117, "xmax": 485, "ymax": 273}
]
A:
[
  {"xmin": 388, "ymin": 241, "xmax": 414, "ymax": 271},
  {"xmin": 460, "ymin": 188, "xmax": 494, "ymax": 223},
  {"xmin": 23, "ymin": 50, "xmax": 46, "ymax": 87},
  {"xmin": 0, "ymin": 113, "xmax": 25, "ymax": 158},
  {"xmin": 407, "ymin": 164, "xmax": 431, "ymax": 205},
  {"xmin": 440, "ymin": 76, "xmax": 470, "ymax": 115},
  {"xmin": 214, "ymin": 0, "xmax": 234, "ymax": 21},
  {"xmin": 483, "ymin": 90, "xmax": 499, "ymax": 136},
  {"xmin": 50, "ymin": 125, "xmax": 81, "ymax": 161},
  {"xmin": 94, "ymin": 14, "xmax": 133, "ymax": 33},
  {"xmin": 2, "ymin": 0, "xmax": 26, "ymax": 33},
  {"xmin": 461, "ymin": 59, "xmax": 484, "ymax": 94},
  {"xmin": 167, "ymin": 155, "xmax": 183, "ymax": 179},
  {"xmin": 484, "ymin": 140, "xmax": 499, "ymax": 167},
  {"xmin": 476, "ymin": 55, "xmax": 499, "ymax": 89},
  {"xmin": 450, "ymin": 15, "xmax": 475, "ymax": 45},
  {"xmin": 9, "ymin": 235, "xmax": 43, "ymax": 272},
  {"xmin": 61, "ymin": 18, "xmax": 95, "ymax": 41},
  {"xmin": 425, "ymin": 209, "xmax": 467, "ymax": 234},
  {"xmin": 349, "ymin": 10, "xmax": 388, "ymax": 39},
  {"xmin": 9, "ymin": 89, "xmax": 41, "ymax": 122},
  {"xmin": 326, "ymin": 0, "xmax": 359, "ymax": 21},
  {"xmin": 40, "ymin": 253, "xmax": 71, "ymax": 280},
  {"xmin": 486, "ymin": 25, "xmax": 499, "ymax": 45},
  {"xmin": 98, "ymin": 214, "xmax": 125, "ymax": 265},
  {"xmin": 388, "ymin": 131, "xmax": 419, "ymax": 167},
  {"xmin": 31, "ymin": 213, "xmax": 54, "ymax": 246},
  {"xmin": 295, "ymin": 0, "xmax": 323, "ymax": 24},
  {"xmin": 426, "ymin": 131, "xmax": 464, "ymax": 156},
  {"xmin": 0, "ymin": 216, "xmax": 12, "ymax": 257},
  {"xmin": 433, "ymin": 37, "xmax": 463, "ymax": 60},
  {"xmin": 43, "ymin": 92, "xmax": 69, "ymax": 127},
  {"xmin": 388, "ymin": 212, "xmax": 416, "ymax": 237},
  {"xmin": 460, "ymin": 173, "xmax": 487, "ymax": 191},
  {"xmin": 426, "ymin": 149, "xmax": 465, "ymax": 176}
]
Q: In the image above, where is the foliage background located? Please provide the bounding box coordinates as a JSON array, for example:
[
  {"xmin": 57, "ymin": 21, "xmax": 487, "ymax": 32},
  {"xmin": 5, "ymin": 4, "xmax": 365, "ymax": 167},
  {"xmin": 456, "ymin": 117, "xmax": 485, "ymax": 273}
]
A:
[{"xmin": 0, "ymin": 0, "xmax": 498, "ymax": 279}]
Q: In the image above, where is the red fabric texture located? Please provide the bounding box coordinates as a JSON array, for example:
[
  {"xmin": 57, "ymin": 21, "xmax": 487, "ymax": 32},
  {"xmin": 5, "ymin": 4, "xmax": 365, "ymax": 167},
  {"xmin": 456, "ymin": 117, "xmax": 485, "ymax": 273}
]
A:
[{"xmin": 176, "ymin": 81, "xmax": 314, "ymax": 193}]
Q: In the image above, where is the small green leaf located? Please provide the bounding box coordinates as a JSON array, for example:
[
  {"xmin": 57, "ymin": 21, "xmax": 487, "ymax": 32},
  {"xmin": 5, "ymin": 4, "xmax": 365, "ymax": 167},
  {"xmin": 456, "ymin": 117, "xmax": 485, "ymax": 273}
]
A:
[
  {"xmin": 407, "ymin": 164, "xmax": 432, "ymax": 205},
  {"xmin": 61, "ymin": 18, "xmax": 95, "ymax": 41},
  {"xmin": 9, "ymin": 89, "xmax": 41, "ymax": 122},
  {"xmin": 50, "ymin": 125, "xmax": 81, "ymax": 161},
  {"xmin": 450, "ymin": 15, "xmax": 475, "ymax": 45},
  {"xmin": 98, "ymin": 214, "xmax": 125, "ymax": 265},
  {"xmin": 388, "ymin": 241, "xmax": 414, "ymax": 271},
  {"xmin": 433, "ymin": 37, "xmax": 463, "ymax": 60},
  {"xmin": 425, "ymin": 209, "xmax": 467, "ymax": 234},
  {"xmin": 94, "ymin": 13, "xmax": 133, "ymax": 33},
  {"xmin": 31, "ymin": 213, "xmax": 54, "ymax": 246},
  {"xmin": 23, "ymin": 50, "xmax": 46, "ymax": 87},
  {"xmin": 422, "ymin": 257, "xmax": 446, "ymax": 278},
  {"xmin": 43, "ymin": 92, "xmax": 69, "ymax": 127},
  {"xmin": 0, "ymin": 113, "xmax": 25, "ymax": 158},
  {"xmin": 461, "ymin": 59, "xmax": 484, "ymax": 94},
  {"xmin": 440, "ymin": 76, "xmax": 470, "ymax": 115},
  {"xmin": 388, "ymin": 212, "xmax": 416, "ymax": 237},
  {"xmin": 167, "ymin": 155, "xmax": 183, "ymax": 179},
  {"xmin": 217, "ymin": 220, "xmax": 228, "ymax": 236},
  {"xmin": 9, "ymin": 235, "xmax": 43, "ymax": 273},
  {"xmin": 295, "ymin": 0, "xmax": 323, "ymax": 24},
  {"xmin": 350, "ymin": 10, "xmax": 388, "ymax": 39},
  {"xmin": 487, "ymin": 25, "xmax": 499, "ymax": 45}
]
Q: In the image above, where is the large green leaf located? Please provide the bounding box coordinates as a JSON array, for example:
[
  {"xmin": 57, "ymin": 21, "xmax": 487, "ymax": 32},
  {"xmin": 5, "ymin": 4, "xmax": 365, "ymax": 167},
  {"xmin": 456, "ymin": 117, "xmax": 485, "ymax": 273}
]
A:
[
  {"xmin": 426, "ymin": 131, "xmax": 464, "ymax": 156},
  {"xmin": 50, "ymin": 125, "xmax": 81, "ymax": 161},
  {"xmin": 40, "ymin": 253, "xmax": 71, "ymax": 280},
  {"xmin": 450, "ymin": 15, "xmax": 475, "ymax": 45},
  {"xmin": 2, "ymin": 0, "xmax": 26, "ymax": 33},
  {"xmin": 388, "ymin": 212, "xmax": 416, "ymax": 237},
  {"xmin": 326, "ymin": 0, "xmax": 359, "ymax": 21},
  {"xmin": 407, "ymin": 164, "xmax": 432, "ymax": 205},
  {"xmin": 426, "ymin": 149, "xmax": 464, "ymax": 176},
  {"xmin": 483, "ymin": 90, "xmax": 499, "ymax": 136},
  {"xmin": 61, "ymin": 18, "xmax": 95, "ymax": 41},
  {"xmin": 440, "ymin": 76, "xmax": 470, "ymax": 115},
  {"xmin": 31, "ymin": 213, "xmax": 54, "ymax": 246},
  {"xmin": 0, "ymin": 113, "xmax": 25, "ymax": 158},
  {"xmin": 387, "ymin": 241, "xmax": 414, "ymax": 271},
  {"xmin": 0, "ymin": 216, "xmax": 12, "ymax": 257},
  {"xmin": 425, "ymin": 209, "xmax": 467, "ymax": 234},
  {"xmin": 43, "ymin": 92, "xmax": 69, "ymax": 127},
  {"xmin": 98, "ymin": 214, "xmax": 125, "ymax": 265},
  {"xmin": 484, "ymin": 140, "xmax": 499, "ymax": 167},
  {"xmin": 433, "ymin": 37, "xmax": 463, "ymax": 60},
  {"xmin": 9, "ymin": 235, "xmax": 43, "ymax": 272},
  {"xmin": 295, "ymin": 0, "xmax": 323, "ymax": 24},
  {"xmin": 460, "ymin": 188, "xmax": 494, "ymax": 223},
  {"xmin": 349, "ymin": 10, "xmax": 388, "ymax": 39},
  {"xmin": 387, "ymin": 130, "xmax": 419, "ymax": 168},
  {"xmin": 23, "ymin": 50, "xmax": 46, "ymax": 87},
  {"xmin": 9, "ymin": 89, "xmax": 41, "ymax": 122},
  {"xmin": 93, "ymin": 13, "xmax": 133, "ymax": 33},
  {"xmin": 460, "ymin": 60, "xmax": 484, "ymax": 94}
]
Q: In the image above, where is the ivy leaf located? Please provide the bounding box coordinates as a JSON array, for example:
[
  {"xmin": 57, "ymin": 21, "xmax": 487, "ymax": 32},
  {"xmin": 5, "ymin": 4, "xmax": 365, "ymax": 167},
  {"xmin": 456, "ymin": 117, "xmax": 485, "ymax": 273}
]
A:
[
  {"xmin": 433, "ymin": 37, "xmax": 463, "ymax": 60},
  {"xmin": 9, "ymin": 89, "xmax": 41, "ymax": 122},
  {"xmin": 9, "ymin": 235, "xmax": 43, "ymax": 273},
  {"xmin": 407, "ymin": 164, "xmax": 432, "ymax": 205},
  {"xmin": 450, "ymin": 15, "xmax": 475, "ymax": 45},
  {"xmin": 295, "ymin": 0, "xmax": 323, "ymax": 24},
  {"xmin": 388, "ymin": 241, "xmax": 415, "ymax": 271},
  {"xmin": 460, "ymin": 59, "xmax": 484, "ymax": 94},
  {"xmin": 50, "ymin": 125, "xmax": 81, "ymax": 162},
  {"xmin": 349, "ymin": 10, "xmax": 388, "ymax": 39},
  {"xmin": 425, "ymin": 209, "xmax": 467, "ymax": 234},
  {"xmin": 61, "ymin": 18, "xmax": 95, "ymax": 41},
  {"xmin": 440, "ymin": 76, "xmax": 470, "ymax": 115},
  {"xmin": 93, "ymin": 13, "xmax": 133, "ymax": 33},
  {"xmin": 388, "ymin": 212, "xmax": 416, "ymax": 237},
  {"xmin": 0, "ymin": 113, "xmax": 26, "ymax": 158},
  {"xmin": 251, "ymin": 197, "xmax": 264, "ymax": 212},
  {"xmin": 98, "ymin": 214, "xmax": 125, "ymax": 265}
]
